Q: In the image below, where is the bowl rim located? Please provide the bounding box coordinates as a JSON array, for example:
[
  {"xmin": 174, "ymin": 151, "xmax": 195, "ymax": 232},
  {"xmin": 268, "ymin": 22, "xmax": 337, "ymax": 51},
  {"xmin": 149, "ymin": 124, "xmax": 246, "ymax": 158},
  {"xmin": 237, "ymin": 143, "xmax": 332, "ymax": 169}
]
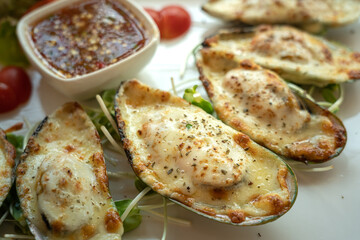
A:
[{"xmin": 16, "ymin": 0, "xmax": 160, "ymax": 83}]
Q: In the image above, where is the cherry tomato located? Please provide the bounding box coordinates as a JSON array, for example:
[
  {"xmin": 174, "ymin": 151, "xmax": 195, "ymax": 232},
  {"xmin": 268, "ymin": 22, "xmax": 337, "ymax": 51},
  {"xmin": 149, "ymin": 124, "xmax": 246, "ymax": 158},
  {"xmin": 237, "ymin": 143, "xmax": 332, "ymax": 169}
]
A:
[
  {"xmin": 159, "ymin": 5, "xmax": 191, "ymax": 40},
  {"xmin": 144, "ymin": 8, "xmax": 162, "ymax": 30},
  {"xmin": 25, "ymin": 0, "xmax": 56, "ymax": 15},
  {"xmin": 145, "ymin": 5, "xmax": 191, "ymax": 40},
  {"xmin": 0, "ymin": 83, "xmax": 18, "ymax": 114},
  {"xmin": 0, "ymin": 66, "xmax": 32, "ymax": 104}
]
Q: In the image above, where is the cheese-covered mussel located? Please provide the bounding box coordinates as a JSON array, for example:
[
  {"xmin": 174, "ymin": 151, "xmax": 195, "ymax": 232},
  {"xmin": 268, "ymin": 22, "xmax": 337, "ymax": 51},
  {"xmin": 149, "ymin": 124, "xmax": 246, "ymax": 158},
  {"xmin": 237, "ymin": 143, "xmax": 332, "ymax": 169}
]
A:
[
  {"xmin": 196, "ymin": 48, "xmax": 347, "ymax": 163},
  {"xmin": 114, "ymin": 80, "xmax": 297, "ymax": 225},
  {"xmin": 202, "ymin": 0, "xmax": 360, "ymax": 32},
  {"xmin": 0, "ymin": 129, "xmax": 16, "ymax": 207},
  {"xmin": 202, "ymin": 25, "xmax": 360, "ymax": 87},
  {"xmin": 16, "ymin": 102, "xmax": 123, "ymax": 239}
]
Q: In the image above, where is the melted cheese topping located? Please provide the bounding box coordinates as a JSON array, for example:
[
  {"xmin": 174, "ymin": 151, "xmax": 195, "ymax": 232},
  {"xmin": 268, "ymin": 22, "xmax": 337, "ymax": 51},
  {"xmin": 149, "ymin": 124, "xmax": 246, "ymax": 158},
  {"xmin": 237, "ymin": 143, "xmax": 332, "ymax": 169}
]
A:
[
  {"xmin": 202, "ymin": 0, "xmax": 360, "ymax": 26},
  {"xmin": 0, "ymin": 130, "xmax": 15, "ymax": 207},
  {"xmin": 37, "ymin": 155, "xmax": 98, "ymax": 232},
  {"xmin": 115, "ymin": 80, "xmax": 296, "ymax": 224},
  {"xmin": 197, "ymin": 49, "xmax": 346, "ymax": 162},
  {"xmin": 16, "ymin": 103, "xmax": 123, "ymax": 239},
  {"xmin": 223, "ymin": 69, "xmax": 310, "ymax": 130},
  {"xmin": 139, "ymin": 108, "xmax": 245, "ymax": 190},
  {"xmin": 204, "ymin": 25, "xmax": 360, "ymax": 86}
]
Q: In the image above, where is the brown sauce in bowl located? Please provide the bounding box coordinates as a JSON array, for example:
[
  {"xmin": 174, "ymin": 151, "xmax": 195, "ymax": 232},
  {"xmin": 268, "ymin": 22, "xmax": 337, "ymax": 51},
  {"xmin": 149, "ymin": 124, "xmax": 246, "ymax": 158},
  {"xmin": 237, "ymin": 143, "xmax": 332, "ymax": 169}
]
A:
[{"xmin": 30, "ymin": 0, "xmax": 147, "ymax": 78}]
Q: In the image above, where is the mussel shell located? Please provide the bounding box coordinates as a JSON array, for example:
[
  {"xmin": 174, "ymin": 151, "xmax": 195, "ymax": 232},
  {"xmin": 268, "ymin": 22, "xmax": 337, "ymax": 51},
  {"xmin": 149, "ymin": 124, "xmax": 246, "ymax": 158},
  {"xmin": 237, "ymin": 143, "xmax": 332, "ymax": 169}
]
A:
[
  {"xmin": 196, "ymin": 48, "xmax": 347, "ymax": 164},
  {"xmin": 167, "ymin": 163, "xmax": 297, "ymax": 226},
  {"xmin": 202, "ymin": 25, "xmax": 360, "ymax": 87},
  {"xmin": 0, "ymin": 129, "xmax": 16, "ymax": 207},
  {"xmin": 292, "ymin": 90, "xmax": 347, "ymax": 164},
  {"xmin": 16, "ymin": 102, "xmax": 123, "ymax": 240},
  {"xmin": 201, "ymin": 0, "xmax": 360, "ymax": 30},
  {"xmin": 114, "ymin": 79, "xmax": 298, "ymax": 226}
]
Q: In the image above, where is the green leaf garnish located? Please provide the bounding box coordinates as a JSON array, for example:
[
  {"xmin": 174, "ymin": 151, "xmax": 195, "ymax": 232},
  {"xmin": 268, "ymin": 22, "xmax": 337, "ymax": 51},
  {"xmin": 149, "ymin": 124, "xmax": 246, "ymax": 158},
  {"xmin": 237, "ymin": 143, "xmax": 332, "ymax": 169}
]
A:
[
  {"xmin": 0, "ymin": 19, "xmax": 29, "ymax": 67},
  {"xmin": 114, "ymin": 199, "xmax": 142, "ymax": 233},
  {"xmin": 101, "ymin": 89, "xmax": 117, "ymax": 115},
  {"xmin": 6, "ymin": 133, "xmax": 24, "ymax": 156},
  {"xmin": 5, "ymin": 133, "xmax": 23, "ymax": 150},
  {"xmin": 0, "ymin": 0, "xmax": 39, "ymax": 19},
  {"xmin": 183, "ymin": 85, "xmax": 214, "ymax": 114},
  {"xmin": 321, "ymin": 84, "xmax": 338, "ymax": 104},
  {"xmin": 186, "ymin": 123, "xmax": 192, "ymax": 129},
  {"xmin": 134, "ymin": 177, "xmax": 155, "ymax": 196},
  {"xmin": 5, "ymin": 187, "xmax": 30, "ymax": 234}
]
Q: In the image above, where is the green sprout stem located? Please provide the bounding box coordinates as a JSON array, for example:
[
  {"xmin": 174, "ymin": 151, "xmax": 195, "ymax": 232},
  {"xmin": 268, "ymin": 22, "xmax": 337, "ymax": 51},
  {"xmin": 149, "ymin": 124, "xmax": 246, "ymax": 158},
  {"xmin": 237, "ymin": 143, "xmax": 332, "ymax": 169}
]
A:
[
  {"xmin": 161, "ymin": 197, "xmax": 168, "ymax": 240},
  {"xmin": 296, "ymin": 165, "xmax": 334, "ymax": 172},
  {"xmin": 171, "ymin": 77, "xmax": 178, "ymax": 96},
  {"xmin": 100, "ymin": 125, "xmax": 124, "ymax": 154},
  {"xmin": 143, "ymin": 209, "xmax": 191, "ymax": 226},
  {"xmin": 96, "ymin": 94, "xmax": 119, "ymax": 136},
  {"xmin": 138, "ymin": 202, "xmax": 175, "ymax": 211},
  {"xmin": 287, "ymin": 82, "xmax": 344, "ymax": 113},
  {"xmin": 3, "ymin": 234, "xmax": 34, "ymax": 239},
  {"xmin": 107, "ymin": 171, "xmax": 136, "ymax": 179},
  {"xmin": 121, "ymin": 187, "xmax": 152, "ymax": 221},
  {"xmin": 179, "ymin": 43, "xmax": 202, "ymax": 79},
  {"xmin": 0, "ymin": 211, "xmax": 8, "ymax": 226},
  {"xmin": 327, "ymin": 84, "xmax": 344, "ymax": 113},
  {"xmin": 287, "ymin": 82, "xmax": 316, "ymax": 102}
]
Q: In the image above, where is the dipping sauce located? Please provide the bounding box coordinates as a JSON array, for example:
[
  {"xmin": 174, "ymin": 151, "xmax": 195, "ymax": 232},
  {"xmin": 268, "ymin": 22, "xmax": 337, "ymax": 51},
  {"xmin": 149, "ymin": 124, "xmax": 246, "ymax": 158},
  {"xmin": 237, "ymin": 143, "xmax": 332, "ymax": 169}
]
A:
[{"xmin": 30, "ymin": 0, "xmax": 147, "ymax": 78}]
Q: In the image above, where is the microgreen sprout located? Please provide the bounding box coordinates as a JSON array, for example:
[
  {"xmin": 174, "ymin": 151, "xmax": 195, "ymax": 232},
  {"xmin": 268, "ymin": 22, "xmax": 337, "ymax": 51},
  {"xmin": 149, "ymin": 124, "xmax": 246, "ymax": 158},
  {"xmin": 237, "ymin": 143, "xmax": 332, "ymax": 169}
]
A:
[
  {"xmin": 3, "ymin": 234, "xmax": 34, "ymax": 239},
  {"xmin": 161, "ymin": 197, "xmax": 168, "ymax": 240},
  {"xmin": 183, "ymin": 85, "xmax": 214, "ymax": 114},
  {"xmin": 85, "ymin": 89, "xmax": 119, "ymax": 142},
  {"xmin": 120, "ymin": 187, "xmax": 152, "ymax": 222},
  {"xmin": 0, "ymin": 211, "xmax": 8, "ymax": 227},
  {"xmin": 171, "ymin": 77, "xmax": 178, "ymax": 95},
  {"xmin": 96, "ymin": 93, "xmax": 118, "ymax": 136},
  {"xmin": 100, "ymin": 125, "xmax": 124, "ymax": 154},
  {"xmin": 143, "ymin": 209, "xmax": 191, "ymax": 226},
  {"xmin": 115, "ymin": 199, "xmax": 142, "ymax": 233},
  {"xmin": 296, "ymin": 165, "xmax": 334, "ymax": 172},
  {"xmin": 286, "ymin": 159, "xmax": 335, "ymax": 172},
  {"xmin": 138, "ymin": 202, "xmax": 175, "ymax": 211},
  {"xmin": 179, "ymin": 43, "xmax": 202, "ymax": 79},
  {"xmin": 287, "ymin": 82, "xmax": 344, "ymax": 113},
  {"xmin": 107, "ymin": 171, "xmax": 136, "ymax": 179}
]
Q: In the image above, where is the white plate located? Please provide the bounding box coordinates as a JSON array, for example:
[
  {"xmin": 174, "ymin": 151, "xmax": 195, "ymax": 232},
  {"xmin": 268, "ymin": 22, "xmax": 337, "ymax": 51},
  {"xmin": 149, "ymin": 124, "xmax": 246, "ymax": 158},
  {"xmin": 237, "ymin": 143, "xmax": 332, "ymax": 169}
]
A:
[{"xmin": 1, "ymin": 1, "xmax": 360, "ymax": 240}]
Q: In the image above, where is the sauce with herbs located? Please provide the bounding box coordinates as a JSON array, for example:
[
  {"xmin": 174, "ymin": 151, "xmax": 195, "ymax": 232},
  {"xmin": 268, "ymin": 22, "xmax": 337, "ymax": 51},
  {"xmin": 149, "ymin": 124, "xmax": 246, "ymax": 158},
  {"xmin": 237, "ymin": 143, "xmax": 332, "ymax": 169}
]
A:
[{"xmin": 30, "ymin": 0, "xmax": 147, "ymax": 78}]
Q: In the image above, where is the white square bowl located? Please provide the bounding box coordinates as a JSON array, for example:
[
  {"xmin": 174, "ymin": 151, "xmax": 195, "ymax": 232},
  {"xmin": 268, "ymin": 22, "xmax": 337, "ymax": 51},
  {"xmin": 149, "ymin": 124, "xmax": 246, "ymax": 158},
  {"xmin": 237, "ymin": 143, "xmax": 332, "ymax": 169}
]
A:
[{"xmin": 17, "ymin": 0, "xmax": 160, "ymax": 100}]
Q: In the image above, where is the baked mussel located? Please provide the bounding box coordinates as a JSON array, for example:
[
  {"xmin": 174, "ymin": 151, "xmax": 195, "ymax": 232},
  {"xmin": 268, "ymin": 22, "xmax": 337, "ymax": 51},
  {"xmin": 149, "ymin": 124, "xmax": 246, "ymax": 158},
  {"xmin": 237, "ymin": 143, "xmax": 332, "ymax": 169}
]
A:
[
  {"xmin": 0, "ymin": 129, "xmax": 16, "ymax": 208},
  {"xmin": 16, "ymin": 102, "xmax": 123, "ymax": 240},
  {"xmin": 196, "ymin": 48, "xmax": 347, "ymax": 163},
  {"xmin": 114, "ymin": 79, "xmax": 297, "ymax": 226},
  {"xmin": 202, "ymin": 0, "xmax": 360, "ymax": 33},
  {"xmin": 202, "ymin": 25, "xmax": 360, "ymax": 87}
]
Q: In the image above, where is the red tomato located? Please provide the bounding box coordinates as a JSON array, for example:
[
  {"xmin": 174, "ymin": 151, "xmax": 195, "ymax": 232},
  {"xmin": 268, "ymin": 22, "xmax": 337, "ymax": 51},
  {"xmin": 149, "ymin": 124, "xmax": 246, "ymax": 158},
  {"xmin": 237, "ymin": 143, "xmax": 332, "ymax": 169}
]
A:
[
  {"xmin": 159, "ymin": 5, "xmax": 191, "ymax": 40},
  {"xmin": 25, "ymin": 0, "xmax": 56, "ymax": 15},
  {"xmin": 0, "ymin": 83, "xmax": 18, "ymax": 114},
  {"xmin": 144, "ymin": 8, "xmax": 162, "ymax": 30},
  {"xmin": 145, "ymin": 5, "xmax": 191, "ymax": 40},
  {"xmin": 0, "ymin": 66, "xmax": 32, "ymax": 104}
]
